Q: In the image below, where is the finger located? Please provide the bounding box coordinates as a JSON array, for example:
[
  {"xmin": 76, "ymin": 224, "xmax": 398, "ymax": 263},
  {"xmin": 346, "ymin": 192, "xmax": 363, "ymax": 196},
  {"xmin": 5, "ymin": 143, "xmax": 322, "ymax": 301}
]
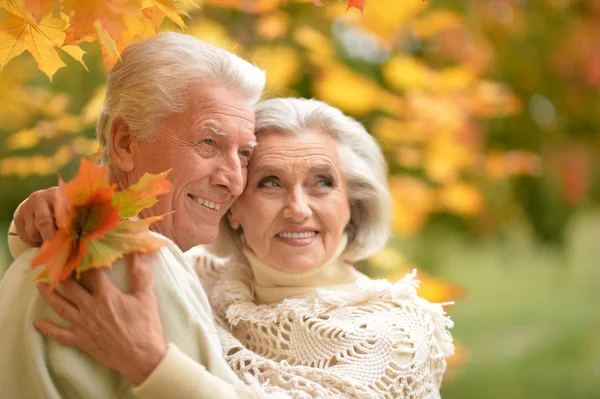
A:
[
  {"xmin": 34, "ymin": 319, "xmax": 78, "ymax": 347},
  {"xmin": 37, "ymin": 282, "xmax": 80, "ymax": 325},
  {"xmin": 33, "ymin": 202, "xmax": 57, "ymax": 242},
  {"xmin": 24, "ymin": 210, "xmax": 43, "ymax": 246},
  {"xmin": 130, "ymin": 253, "xmax": 154, "ymax": 297},
  {"xmin": 86, "ymin": 268, "xmax": 116, "ymax": 296},
  {"xmin": 14, "ymin": 206, "xmax": 38, "ymax": 248},
  {"xmin": 57, "ymin": 278, "xmax": 92, "ymax": 310}
]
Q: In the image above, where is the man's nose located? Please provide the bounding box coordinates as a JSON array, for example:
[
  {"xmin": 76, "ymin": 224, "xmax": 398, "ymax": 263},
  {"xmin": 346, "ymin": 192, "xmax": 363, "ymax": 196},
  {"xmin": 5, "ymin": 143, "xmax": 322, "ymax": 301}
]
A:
[
  {"xmin": 283, "ymin": 187, "xmax": 312, "ymax": 221},
  {"xmin": 210, "ymin": 154, "xmax": 244, "ymax": 196}
]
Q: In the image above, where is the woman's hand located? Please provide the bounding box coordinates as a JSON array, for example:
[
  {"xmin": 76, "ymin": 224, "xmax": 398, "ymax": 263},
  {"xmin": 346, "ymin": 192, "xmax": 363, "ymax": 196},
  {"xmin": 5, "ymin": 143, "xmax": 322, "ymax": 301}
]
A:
[{"xmin": 34, "ymin": 254, "xmax": 168, "ymax": 386}]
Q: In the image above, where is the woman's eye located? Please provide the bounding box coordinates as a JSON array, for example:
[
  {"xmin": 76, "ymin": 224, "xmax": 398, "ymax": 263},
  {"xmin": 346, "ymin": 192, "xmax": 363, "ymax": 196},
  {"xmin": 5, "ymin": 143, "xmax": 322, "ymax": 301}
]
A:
[
  {"xmin": 317, "ymin": 177, "xmax": 334, "ymax": 187},
  {"xmin": 257, "ymin": 177, "xmax": 280, "ymax": 188}
]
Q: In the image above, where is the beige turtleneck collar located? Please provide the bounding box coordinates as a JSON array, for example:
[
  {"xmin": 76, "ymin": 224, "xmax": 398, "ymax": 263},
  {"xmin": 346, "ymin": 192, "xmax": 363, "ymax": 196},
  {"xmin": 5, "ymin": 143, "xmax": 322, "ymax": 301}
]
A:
[{"xmin": 242, "ymin": 234, "xmax": 358, "ymax": 304}]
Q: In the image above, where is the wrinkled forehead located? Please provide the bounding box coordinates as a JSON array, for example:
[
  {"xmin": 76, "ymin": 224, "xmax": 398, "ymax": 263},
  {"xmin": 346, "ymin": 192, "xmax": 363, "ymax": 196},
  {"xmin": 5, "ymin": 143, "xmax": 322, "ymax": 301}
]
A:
[{"xmin": 250, "ymin": 128, "xmax": 341, "ymax": 168}]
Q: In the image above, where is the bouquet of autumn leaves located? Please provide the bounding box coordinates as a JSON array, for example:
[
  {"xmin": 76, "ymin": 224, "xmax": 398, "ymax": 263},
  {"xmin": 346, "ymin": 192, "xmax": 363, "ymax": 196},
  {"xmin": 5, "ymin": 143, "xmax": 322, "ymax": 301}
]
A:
[{"xmin": 30, "ymin": 159, "xmax": 172, "ymax": 290}]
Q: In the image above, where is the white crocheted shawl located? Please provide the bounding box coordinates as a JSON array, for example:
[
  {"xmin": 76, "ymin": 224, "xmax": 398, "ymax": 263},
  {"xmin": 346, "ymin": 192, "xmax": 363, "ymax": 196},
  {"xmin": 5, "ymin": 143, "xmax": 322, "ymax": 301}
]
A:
[{"xmin": 190, "ymin": 249, "xmax": 454, "ymax": 399}]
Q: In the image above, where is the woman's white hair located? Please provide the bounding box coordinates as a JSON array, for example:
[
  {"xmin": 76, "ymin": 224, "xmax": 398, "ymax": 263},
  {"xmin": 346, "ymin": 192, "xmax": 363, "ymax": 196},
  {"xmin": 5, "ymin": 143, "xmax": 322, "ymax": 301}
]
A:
[
  {"xmin": 97, "ymin": 32, "xmax": 266, "ymax": 167},
  {"xmin": 211, "ymin": 98, "xmax": 392, "ymax": 263}
]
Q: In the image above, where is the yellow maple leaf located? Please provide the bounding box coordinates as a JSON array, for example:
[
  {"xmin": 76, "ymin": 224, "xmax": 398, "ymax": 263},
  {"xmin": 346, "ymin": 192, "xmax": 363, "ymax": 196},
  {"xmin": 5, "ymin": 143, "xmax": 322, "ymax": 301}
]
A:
[
  {"xmin": 60, "ymin": 44, "xmax": 88, "ymax": 70},
  {"xmin": 0, "ymin": 11, "xmax": 66, "ymax": 79},
  {"xmin": 143, "ymin": 0, "xmax": 186, "ymax": 29},
  {"xmin": 0, "ymin": 0, "xmax": 29, "ymax": 18}
]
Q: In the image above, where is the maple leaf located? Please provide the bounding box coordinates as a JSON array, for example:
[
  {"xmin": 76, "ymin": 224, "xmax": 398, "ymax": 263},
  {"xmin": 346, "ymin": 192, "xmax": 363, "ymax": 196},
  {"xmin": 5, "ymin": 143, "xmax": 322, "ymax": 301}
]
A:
[
  {"xmin": 25, "ymin": 0, "xmax": 56, "ymax": 22},
  {"xmin": 77, "ymin": 215, "xmax": 168, "ymax": 277},
  {"xmin": 30, "ymin": 159, "xmax": 172, "ymax": 289},
  {"xmin": 114, "ymin": 169, "xmax": 172, "ymax": 218},
  {"xmin": 346, "ymin": 0, "xmax": 365, "ymax": 13},
  {"xmin": 95, "ymin": 19, "xmax": 120, "ymax": 65},
  {"xmin": 0, "ymin": 11, "xmax": 67, "ymax": 80},
  {"xmin": 60, "ymin": 44, "xmax": 88, "ymax": 70},
  {"xmin": 61, "ymin": 0, "xmax": 141, "ymax": 41},
  {"xmin": 0, "ymin": 0, "xmax": 29, "ymax": 18},
  {"xmin": 143, "ymin": 0, "xmax": 186, "ymax": 29},
  {"xmin": 31, "ymin": 160, "xmax": 120, "ymax": 289}
]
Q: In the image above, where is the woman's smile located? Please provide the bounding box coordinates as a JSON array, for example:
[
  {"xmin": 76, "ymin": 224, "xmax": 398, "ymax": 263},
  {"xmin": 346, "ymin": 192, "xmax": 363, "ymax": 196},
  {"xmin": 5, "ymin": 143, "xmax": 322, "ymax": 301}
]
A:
[{"xmin": 275, "ymin": 230, "xmax": 319, "ymax": 246}]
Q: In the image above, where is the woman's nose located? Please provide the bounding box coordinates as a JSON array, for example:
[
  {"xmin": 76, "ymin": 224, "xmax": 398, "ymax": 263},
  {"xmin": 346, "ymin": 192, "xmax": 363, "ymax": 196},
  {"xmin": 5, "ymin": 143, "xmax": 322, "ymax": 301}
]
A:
[{"xmin": 283, "ymin": 188, "xmax": 312, "ymax": 221}]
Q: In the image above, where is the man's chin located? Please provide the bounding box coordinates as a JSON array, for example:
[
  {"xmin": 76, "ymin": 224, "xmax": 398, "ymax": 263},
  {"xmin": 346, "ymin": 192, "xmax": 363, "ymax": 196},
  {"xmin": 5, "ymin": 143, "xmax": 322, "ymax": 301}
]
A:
[{"xmin": 176, "ymin": 224, "xmax": 220, "ymax": 251}]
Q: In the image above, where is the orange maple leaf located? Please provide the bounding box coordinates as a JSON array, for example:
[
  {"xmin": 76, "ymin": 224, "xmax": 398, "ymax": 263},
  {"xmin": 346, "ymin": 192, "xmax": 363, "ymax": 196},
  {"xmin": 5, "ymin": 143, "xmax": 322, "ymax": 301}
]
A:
[
  {"xmin": 25, "ymin": 0, "xmax": 56, "ymax": 22},
  {"xmin": 30, "ymin": 158, "xmax": 172, "ymax": 289},
  {"xmin": 346, "ymin": 0, "xmax": 366, "ymax": 13},
  {"xmin": 61, "ymin": 0, "xmax": 141, "ymax": 42},
  {"xmin": 31, "ymin": 160, "xmax": 120, "ymax": 289}
]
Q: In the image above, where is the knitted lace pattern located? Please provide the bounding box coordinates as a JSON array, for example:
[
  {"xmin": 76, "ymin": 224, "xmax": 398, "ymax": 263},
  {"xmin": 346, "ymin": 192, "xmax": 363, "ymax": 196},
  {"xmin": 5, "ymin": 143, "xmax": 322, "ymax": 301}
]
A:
[{"xmin": 190, "ymin": 250, "xmax": 454, "ymax": 399}]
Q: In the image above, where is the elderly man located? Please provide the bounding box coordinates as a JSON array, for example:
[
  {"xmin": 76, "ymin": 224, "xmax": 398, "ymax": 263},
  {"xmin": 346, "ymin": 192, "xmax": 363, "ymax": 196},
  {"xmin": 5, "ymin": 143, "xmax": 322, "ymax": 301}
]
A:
[{"xmin": 0, "ymin": 32, "xmax": 276, "ymax": 399}]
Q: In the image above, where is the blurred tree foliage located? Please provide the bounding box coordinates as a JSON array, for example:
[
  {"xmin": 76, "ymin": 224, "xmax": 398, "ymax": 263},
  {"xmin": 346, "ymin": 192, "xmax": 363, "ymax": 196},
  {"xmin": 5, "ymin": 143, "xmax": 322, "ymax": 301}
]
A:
[{"xmin": 1, "ymin": 0, "xmax": 599, "ymax": 247}]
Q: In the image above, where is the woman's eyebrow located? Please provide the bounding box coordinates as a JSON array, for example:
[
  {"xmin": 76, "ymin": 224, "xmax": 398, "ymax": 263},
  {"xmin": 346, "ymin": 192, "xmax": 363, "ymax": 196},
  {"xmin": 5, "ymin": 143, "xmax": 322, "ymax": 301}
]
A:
[
  {"xmin": 254, "ymin": 164, "xmax": 287, "ymax": 175},
  {"xmin": 309, "ymin": 163, "xmax": 336, "ymax": 175}
]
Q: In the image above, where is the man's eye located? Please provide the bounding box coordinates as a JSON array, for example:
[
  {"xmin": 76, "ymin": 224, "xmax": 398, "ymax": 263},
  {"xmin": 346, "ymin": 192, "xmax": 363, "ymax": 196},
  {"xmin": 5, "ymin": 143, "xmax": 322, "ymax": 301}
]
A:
[
  {"xmin": 201, "ymin": 139, "xmax": 215, "ymax": 146},
  {"xmin": 240, "ymin": 150, "xmax": 252, "ymax": 158}
]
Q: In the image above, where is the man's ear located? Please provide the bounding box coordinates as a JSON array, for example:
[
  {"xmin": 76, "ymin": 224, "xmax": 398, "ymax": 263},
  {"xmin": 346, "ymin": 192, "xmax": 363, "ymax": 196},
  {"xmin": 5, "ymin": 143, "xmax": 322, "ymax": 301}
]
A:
[
  {"xmin": 227, "ymin": 210, "xmax": 241, "ymax": 230},
  {"xmin": 110, "ymin": 117, "xmax": 135, "ymax": 172}
]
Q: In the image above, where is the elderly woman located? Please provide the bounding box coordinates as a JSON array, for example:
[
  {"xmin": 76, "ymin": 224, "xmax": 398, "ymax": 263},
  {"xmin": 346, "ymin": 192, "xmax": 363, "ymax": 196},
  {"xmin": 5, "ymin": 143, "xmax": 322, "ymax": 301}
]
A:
[
  {"xmin": 13, "ymin": 98, "xmax": 453, "ymax": 398},
  {"xmin": 197, "ymin": 97, "xmax": 454, "ymax": 398}
]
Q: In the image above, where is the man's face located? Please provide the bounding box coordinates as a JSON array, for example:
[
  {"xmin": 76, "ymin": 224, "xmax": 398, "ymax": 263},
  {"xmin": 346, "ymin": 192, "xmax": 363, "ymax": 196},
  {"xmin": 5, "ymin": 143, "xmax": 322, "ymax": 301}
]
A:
[{"xmin": 129, "ymin": 84, "xmax": 256, "ymax": 251}]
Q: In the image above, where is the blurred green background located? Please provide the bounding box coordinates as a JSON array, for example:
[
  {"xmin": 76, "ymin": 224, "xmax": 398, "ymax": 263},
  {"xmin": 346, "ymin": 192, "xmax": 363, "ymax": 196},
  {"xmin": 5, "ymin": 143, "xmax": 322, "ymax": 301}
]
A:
[{"xmin": 1, "ymin": 0, "xmax": 599, "ymax": 397}]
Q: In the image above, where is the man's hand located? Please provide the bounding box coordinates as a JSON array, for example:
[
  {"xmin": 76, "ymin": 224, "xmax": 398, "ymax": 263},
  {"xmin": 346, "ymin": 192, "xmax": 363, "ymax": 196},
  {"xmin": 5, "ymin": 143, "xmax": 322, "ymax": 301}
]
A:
[
  {"xmin": 14, "ymin": 187, "xmax": 60, "ymax": 247},
  {"xmin": 34, "ymin": 254, "xmax": 168, "ymax": 386}
]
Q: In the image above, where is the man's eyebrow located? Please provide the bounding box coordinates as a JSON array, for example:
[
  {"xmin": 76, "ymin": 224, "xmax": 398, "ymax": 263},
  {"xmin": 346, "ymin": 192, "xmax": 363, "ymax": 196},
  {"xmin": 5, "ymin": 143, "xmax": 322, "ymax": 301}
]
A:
[
  {"xmin": 201, "ymin": 125, "xmax": 228, "ymax": 137},
  {"xmin": 201, "ymin": 125, "xmax": 257, "ymax": 148}
]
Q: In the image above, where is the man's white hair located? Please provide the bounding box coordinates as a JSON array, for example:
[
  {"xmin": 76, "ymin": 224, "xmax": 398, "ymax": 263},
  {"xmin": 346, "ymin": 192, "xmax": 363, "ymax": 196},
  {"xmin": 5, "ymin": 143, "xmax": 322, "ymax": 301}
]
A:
[{"xmin": 97, "ymin": 32, "xmax": 266, "ymax": 167}]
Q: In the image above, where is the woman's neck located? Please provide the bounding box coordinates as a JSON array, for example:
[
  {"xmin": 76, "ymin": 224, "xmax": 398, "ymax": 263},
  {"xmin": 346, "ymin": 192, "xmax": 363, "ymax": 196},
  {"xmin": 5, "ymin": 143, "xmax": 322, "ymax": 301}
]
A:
[{"xmin": 242, "ymin": 235, "xmax": 357, "ymax": 304}]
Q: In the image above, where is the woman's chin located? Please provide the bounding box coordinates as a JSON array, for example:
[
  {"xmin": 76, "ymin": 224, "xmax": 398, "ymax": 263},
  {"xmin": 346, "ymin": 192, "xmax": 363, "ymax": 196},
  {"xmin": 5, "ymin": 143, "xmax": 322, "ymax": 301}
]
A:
[{"xmin": 271, "ymin": 255, "xmax": 321, "ymax": 274}]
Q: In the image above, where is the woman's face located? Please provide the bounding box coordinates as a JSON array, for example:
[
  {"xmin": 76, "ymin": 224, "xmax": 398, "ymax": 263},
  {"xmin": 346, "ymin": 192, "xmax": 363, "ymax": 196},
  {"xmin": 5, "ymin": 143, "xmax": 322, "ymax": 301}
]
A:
[{"xmin": 228, "ymin": 128, "xmax": 351, "ymax": 273}]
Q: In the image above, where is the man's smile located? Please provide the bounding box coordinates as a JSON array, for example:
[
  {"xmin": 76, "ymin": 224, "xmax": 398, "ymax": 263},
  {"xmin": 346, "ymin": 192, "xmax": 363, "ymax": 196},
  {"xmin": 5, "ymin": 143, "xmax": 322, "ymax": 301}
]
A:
[{"xmin": 188, "ymin": 194, "xmax": 223, "ymax": 211}]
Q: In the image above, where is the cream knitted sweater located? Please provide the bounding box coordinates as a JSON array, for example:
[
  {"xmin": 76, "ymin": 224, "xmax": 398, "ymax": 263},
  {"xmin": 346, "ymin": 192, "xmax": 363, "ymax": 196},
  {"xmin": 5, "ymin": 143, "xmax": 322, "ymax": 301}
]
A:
[{"xmin": 192, "ymin": 243, "xmax": 454, "ymax": 399}]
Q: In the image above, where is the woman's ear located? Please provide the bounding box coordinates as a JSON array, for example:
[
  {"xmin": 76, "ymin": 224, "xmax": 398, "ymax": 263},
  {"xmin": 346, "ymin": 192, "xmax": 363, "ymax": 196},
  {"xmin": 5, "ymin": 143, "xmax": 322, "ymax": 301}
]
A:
[
  {"xmin": 227, "ymin": 210, "xmax": 241, "ymax": 230},
  {"xmin": 110, "ymin": 117, "xmax": 135, "ymax": 172}
]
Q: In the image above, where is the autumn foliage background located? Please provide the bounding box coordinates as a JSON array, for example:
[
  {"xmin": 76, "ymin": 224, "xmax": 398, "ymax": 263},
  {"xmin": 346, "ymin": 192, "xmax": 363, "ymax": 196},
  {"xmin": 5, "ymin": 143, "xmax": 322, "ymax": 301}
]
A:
[{"xmin": 1, "ymin": 0, "xmax": 600, "ymax": 398}]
